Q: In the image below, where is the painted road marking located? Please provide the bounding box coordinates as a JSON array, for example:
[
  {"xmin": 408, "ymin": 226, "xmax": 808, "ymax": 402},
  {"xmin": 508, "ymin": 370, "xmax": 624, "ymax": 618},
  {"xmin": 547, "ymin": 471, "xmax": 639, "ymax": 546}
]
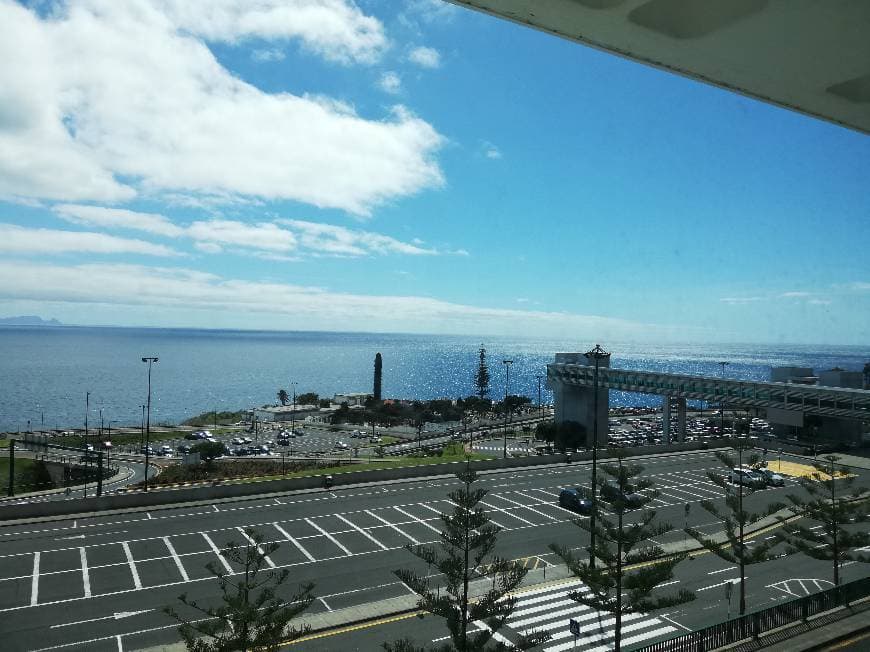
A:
[
  {"xmin": 121, "ymin": 542, "xmax": 142, "ymax": 590},
  {"xmin": 236, "ymin": 527, "xmax": 276, "ymax": 568},
  {"xmin": 30, "ymin": 551, "xmax": 40, "ymax": 606},
  {"xmin": 366, "ymin": 510, "xmax": 419, "ymax": 545},
  {"xmin": 272, "ymin": 522, "xmax": 316, "ymax": 562},
  {"xmin": 201, "ymin": 533, "xmax": 233, "ymax": 574},
  {"xmin": 79, "ymin": 547, "xmax": 91, "ymax": 598},
  {"xmin": 498, "ymin": 493, "xmax": 558, "ymax": 521},
  {"xmin": 335, "ymin": 514, "xmax": 388, "ymax": 550},
  {"xmin": 392, "ymin": 506, "xmax": 441, "ymax": 534},
  {"xmin": 478, "ymin": 499, "xmax": 535, "ymax": 526},
  {"xmin": 163, "ymin": 537, "xmax": 189, "ymax": 582},
  {"xmin": 305, "ymin": 518, "xmax": 352, "ymax": 556}
]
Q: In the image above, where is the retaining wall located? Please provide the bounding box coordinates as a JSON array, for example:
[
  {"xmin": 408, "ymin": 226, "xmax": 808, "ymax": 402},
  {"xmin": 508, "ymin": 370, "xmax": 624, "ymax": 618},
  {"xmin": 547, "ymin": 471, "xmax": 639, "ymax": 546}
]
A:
[{"xmin": 0, "ymin": 441, "xmax": 711, "ymax": 521}]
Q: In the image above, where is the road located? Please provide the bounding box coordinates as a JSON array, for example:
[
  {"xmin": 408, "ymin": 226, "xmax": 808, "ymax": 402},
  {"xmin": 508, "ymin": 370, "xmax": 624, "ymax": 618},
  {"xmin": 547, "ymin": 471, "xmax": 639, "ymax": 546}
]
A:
[{"xmin": 0, "ymin": 449, "xmax": 866, "ymax": 651}]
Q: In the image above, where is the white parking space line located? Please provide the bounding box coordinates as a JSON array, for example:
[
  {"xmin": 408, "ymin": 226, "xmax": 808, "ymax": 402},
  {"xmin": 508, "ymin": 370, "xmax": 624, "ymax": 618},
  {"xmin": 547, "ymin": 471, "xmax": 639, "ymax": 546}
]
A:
[
  {"xmin": 366, "ymin": 510, "xmax": 419, "ymax": 545},
  {"xmin": 121, "ymin": 542, "xmax": 142, "ymax": 590},
  {"xmin": 478, "ymin": 500, "xmax": 535, "ymax": 526},
  {"xmin": 305, "ymin": 518, "xmax": 352, "ymax": 556},
  {"xmin": 201, "ymin": 533, "xmax": 233, "ymax": 574},
  {"xmin": 79, "ymin": 547, "xmax": 91, "ymax": 598},
  {"xmin": 393, "ymin": 506, "xmax": 441, "ymax": 534},
  {"xmin": 497, "ymin": 493, "xmax": 558, "ymax": 521},
  {"xmin": 514, "ymin": 490, "xmax": 579, "ymax": 517},
  {"xmin": 335, "ymin": 514, "xmax": 388, "ymax": 550},
  {"xmin": 236, "ymin": 527, "xmax": 276, "ymax": 568},
  {"xmin": 30, "ymin": 552, "xmax": 40, "ymax": 606},
  {"xmin": 163, "ymin": 537, "xmax": 189, "ymax": 582},
  {"xmin": 272, "ymin": 523, "xmax": 316, "ymax": 562}
]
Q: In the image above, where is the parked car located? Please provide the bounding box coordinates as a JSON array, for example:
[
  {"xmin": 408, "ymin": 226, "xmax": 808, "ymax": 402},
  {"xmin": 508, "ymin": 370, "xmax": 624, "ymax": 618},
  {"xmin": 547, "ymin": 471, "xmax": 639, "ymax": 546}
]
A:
[
  {"xmin": 158, "ymin": 445, "xmax": 173, "ymax": 456},
  {"xmin": 757, "ymin": 468, "xmax": 785, "ymax": 487},
  {"xmin": 140, "ymin": 446, "xmax": 155, "ymax": 455},
  {"xmin": 231, "ymin": 437, "xmax": 244, "ymax": 445},
  {"xmin": 242, "ymin": 437, "xmax": 253, "ymax": 444},
  {"xmin": 601, "ymin": 481, "xmax": 646, "ymax": 509},
  {"xmin": 334, "ymin": 441, "xmax": 349, "ymax": 450},
  {"xmin": 177, "ymin": 444, "xmax": 192, "ymax": 454},
  {"xmin": 730, "ymin": 467, "xmax": 766, "ymax": 488},
  {"xmin": 559, "ymin": 488, "xmax": 593, "ymax": 514}
]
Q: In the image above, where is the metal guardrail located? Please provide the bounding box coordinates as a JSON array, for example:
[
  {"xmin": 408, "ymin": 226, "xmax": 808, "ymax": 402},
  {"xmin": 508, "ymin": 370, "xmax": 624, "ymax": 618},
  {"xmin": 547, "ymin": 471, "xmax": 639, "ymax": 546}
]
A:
[{"xmin": 630, "ymin": 576, "xmax": 870, "ymax": 652}]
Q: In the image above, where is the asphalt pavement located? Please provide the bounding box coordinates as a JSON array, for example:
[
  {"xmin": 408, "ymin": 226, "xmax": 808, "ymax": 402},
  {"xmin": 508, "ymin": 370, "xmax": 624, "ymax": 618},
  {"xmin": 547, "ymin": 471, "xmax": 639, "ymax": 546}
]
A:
[{"xmin": 0, "ymin": 449, "xmax": 867, "ymax": 651}]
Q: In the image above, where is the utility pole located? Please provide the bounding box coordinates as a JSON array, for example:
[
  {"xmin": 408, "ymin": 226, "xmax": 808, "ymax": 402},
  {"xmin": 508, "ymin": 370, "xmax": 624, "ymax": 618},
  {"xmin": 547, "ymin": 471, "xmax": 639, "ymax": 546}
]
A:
[
  {"xmin": 535, "ymin": 374, "xmax": 543, "ymax": 422},
  {"xmin": 502, "ymin": 359, "xmax": 513, "ymax": 459},
  {"xmin": 142, "ymin": 357, "xmax": 159, "ymax": 492},
  {"xmin": 584, "ymin": 344, "xmax": 610, "ymax": 570},
  {"xmin": 140, "ymin": 404, "xmax": 145, "ymax": 449}
]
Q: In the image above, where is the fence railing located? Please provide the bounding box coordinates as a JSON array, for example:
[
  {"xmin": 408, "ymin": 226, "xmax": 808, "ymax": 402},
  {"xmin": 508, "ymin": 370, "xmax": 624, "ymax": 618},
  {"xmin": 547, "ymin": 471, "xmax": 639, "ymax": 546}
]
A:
[{"xmin": 631, "ymin": 575, "xmax": 870, "ymax": 652}]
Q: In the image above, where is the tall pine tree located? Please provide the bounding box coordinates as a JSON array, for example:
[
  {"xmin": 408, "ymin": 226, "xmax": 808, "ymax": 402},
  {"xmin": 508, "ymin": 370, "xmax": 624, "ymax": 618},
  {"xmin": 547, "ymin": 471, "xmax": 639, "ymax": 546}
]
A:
[
  {"xmin": 385, "ymin": 466, "xmax": 550, "ymax": 651},
  {"xmin": 165, "ymin": 527, "xmax": 314, "ymax": 651},
  {"xmin": 777, "ymin": 454, "xmax": 870, "ymax": 586},
  {"xmin": 475, "ymin": 346, "xmax": 490, "ymax": 400},
  {"xmin": 551, "ymin": 453, "xmax": 694, "ymax": 651},
  {"xmin": 684, "ymin": 445, "xmax": 784, "ymax": 614}
]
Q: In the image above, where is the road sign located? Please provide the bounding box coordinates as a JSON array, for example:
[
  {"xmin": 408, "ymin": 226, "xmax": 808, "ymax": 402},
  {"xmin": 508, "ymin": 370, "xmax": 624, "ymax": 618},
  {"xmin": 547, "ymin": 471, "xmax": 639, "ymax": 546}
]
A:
[
  {"xmin": 569, "ymin": 618, "xmax": 580, "ymax": 636},
  {"xmin": 725, "ymin": 581, "xmax": 733, "ymax": 600}
]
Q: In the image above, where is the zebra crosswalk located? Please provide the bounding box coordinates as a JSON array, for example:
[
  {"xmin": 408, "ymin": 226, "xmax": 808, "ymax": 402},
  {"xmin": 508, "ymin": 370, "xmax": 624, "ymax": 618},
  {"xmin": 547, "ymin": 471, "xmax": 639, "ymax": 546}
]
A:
[{"xmin": 505, "ymin": 579, "xmax": 676, "ymax": 651}]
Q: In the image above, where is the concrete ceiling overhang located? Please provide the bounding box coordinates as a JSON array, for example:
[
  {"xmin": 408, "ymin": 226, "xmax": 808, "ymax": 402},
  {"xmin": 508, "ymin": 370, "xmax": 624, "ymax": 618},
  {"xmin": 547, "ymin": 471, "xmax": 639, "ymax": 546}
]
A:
[{"xmin": 451, "ymin": 0, "xmax": 870, "ymax": 135}]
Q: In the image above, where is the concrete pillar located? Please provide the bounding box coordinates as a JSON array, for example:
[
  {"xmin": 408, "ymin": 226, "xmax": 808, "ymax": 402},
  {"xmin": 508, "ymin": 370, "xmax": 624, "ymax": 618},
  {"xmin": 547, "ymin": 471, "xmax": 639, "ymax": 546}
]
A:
[
  {"xmin": 662, "ymin": 395, "xmax": 671, "ymax": 445},
  {"xmin": 677, "ymin": 398, "xmax": 687, "ymax": 443},
  {"xmin": 550, "ymin": 352, "xmax": 610, "ymax": 448}
]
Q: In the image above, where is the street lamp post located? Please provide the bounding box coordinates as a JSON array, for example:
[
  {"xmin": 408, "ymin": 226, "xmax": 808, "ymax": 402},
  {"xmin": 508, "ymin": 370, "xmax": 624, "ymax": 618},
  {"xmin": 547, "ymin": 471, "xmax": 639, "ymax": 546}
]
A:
[
  {"xmin": 502, "ymin": 359, "xmax": 513, "ymax": 459},
  {"xmin": 719, "ymin": 361, "xmax": 729, "ymax": 439},
  {"xmin": 585, "ymin": 344, "xmax": 610, "ymax": 570},
  {"xmin": 84, "ymin": 391, "xmax": 90, "ymax": 498},
  {"xmin": 140, "ymin": 404, "xmax": 145, "ymax": 449},
  {"xmin": 535, "ymin": 374, "xmax": 543, "ymax": 422},
  {"xmin": 142, "ymin": 357, "xmax": 159, "ymax": 492},
  {"xmin": 290, "ymin": 381, "xmax": 298, "ymax": 436}
]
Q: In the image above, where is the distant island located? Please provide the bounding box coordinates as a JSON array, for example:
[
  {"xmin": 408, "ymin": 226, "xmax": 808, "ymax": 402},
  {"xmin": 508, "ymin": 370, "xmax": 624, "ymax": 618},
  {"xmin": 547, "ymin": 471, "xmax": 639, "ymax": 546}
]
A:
[{"xmin": 0, "ymin": 315, "xmax": 63, "ymax": 326}]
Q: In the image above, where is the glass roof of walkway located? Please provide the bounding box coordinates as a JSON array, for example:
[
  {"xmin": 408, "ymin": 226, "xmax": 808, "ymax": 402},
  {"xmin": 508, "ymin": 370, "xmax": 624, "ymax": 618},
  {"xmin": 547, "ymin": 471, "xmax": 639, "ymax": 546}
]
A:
[{"xmin": 547, "ymin": 363, "xmax": 870, "ymax": 421}]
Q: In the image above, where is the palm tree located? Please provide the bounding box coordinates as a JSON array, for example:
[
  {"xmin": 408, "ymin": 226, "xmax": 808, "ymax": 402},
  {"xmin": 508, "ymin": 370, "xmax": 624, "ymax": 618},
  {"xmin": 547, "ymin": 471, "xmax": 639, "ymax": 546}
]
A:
[{"xmin": 277, "ymin": 389, "xmax": 289, "ymax": 406}]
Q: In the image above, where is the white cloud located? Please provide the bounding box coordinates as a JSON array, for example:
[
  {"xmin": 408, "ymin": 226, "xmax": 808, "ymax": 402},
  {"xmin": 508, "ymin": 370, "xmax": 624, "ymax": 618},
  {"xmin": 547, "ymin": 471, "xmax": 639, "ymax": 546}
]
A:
[
  {"xmin": 157, "ymin": 0, "xmax": 387, "ymax": 64},
  {"xmin": 807, "ymin": 298, "xmax": 832, "ymax": 306},
  {"xmin": 0, "ymin": 261, "xmax": 680, "ymax": 339},
  {"xmin": 0, "ymin": 224, "xmax": 179, "ymax": 257},
  {"xmin": 719, "ymin": 297, "xmax": 764, "ymax": 304},
  {"xmin": 779, "ymin": 291, "xmax": 811, "ymax": 298},
  {"xmin": 54, "ymin": 204, "xmax": 185, "ymax": 238},
  {"xmin": 187, "ymin": 220, "xmax": 298, "ymax": 253},
  {"xmin": 846, "ymin": 282, "xmax": 870, "ymax": 291},
  {"xmin": 481, "ymin": 141, "xmax": 502, "ymax": 159},
  {"xmin": 0, "ymin": 1, "xmax": 443, "ymax": 215},
  {"xmin": 43, "ymin": 203, "xmax": 441, "ymax": 259},
  {"xmin": 277, "ymin": 219, "xmax": 436, "ymax": 256},
  {"xmin": 408, "ymin": 46, "xmax": 441, "ymax": 68},
  {"xmin": 378, "ymin": 71, "xmax": 402, "ymax": 94},
  {"xmin": 403, "ymin": 0, "xmax": 458, "ymax": 24},
  {"xmin": 251, "ymin": 48, "xmax": 286, "ymax": 63}
]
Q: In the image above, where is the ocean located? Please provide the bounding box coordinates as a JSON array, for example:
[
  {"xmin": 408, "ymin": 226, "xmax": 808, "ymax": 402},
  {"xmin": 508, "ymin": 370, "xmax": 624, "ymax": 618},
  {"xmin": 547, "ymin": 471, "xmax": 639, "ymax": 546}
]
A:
[{"xmin": 0, "ymin": 325, "xmax": 867, "ymax": 433}]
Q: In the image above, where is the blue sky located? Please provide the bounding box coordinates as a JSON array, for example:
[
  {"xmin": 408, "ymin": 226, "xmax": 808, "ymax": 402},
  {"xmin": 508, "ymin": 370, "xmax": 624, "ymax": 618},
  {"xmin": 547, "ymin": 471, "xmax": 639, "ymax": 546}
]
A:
[{"xmin": 0, "ymin": 0, "xmax": 868, "ymax": 345}]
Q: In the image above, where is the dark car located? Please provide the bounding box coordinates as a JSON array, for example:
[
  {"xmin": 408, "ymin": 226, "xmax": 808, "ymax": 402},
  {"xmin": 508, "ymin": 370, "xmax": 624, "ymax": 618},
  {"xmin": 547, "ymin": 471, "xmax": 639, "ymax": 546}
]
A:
[
  {"xmin": 559, "ymin": 488, "xmax": 593, "ymax": 514},
  {"xmin": 177, "ymin": 444, "xmax": 192, "ymax": 454},
  {"xmin": 601, "ymin": 481, "xmax": 646, "ymax": 509}
]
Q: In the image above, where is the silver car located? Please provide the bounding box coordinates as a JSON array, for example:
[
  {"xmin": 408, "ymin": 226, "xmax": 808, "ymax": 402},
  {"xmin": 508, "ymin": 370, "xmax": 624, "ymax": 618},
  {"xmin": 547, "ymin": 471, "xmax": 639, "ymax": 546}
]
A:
[
  {"xmin": 757, "ymin": 468, "xmax": 785, "ymax": 487},
  {"xmin": 729, "ymin": 467, "xmax": 766, "ymax": 488}
]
